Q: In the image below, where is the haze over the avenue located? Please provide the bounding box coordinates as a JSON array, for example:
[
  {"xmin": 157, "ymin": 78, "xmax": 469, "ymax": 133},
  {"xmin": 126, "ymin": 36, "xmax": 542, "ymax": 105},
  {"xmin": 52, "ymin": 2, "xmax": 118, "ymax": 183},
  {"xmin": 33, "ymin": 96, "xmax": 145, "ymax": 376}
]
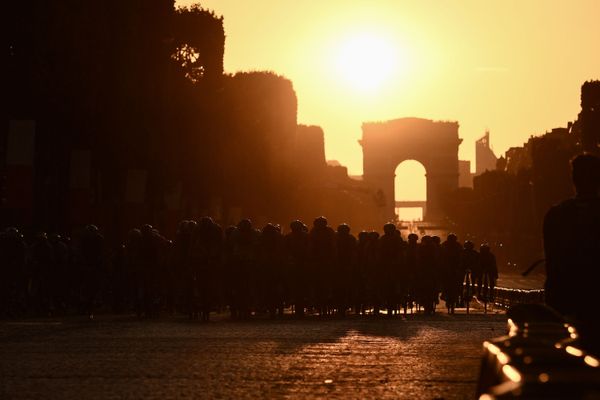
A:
[{"xmin": 180, "ymin": 0, "xmax": 600, "ymax": 181}]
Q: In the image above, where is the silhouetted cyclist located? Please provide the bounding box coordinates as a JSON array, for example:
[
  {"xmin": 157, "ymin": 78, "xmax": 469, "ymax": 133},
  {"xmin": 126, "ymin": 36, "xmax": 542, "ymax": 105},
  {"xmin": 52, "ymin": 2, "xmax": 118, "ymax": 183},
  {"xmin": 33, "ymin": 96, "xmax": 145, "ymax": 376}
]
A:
[
  {"xmin": 417, "ymin": 236, "xmax": 438, "ymax": 314},
  {"xmin": 354, "ymin": 231, "xmax": 370, "ymax": 314},
  {"xmin": 365, "ymin": 231, "xmax": 380, "ymax": 314},
  {"xmin": 479, "ymin": 244, "xmax": 498, "ymax": 313},
  {"xmin": 190, "ymin": 217, "xmax": 223, "ymax": 321},
  {"xmin": 285, "ymin": 220, "xmax": 309, "ymax": 317},
  {"xmin": 230, "ymin": 219, "xmax": 259, "ymax": 319},
  {"xmin": 441, "ymin": 233, "xmax": 462, "ymax": 314},
  {"xmin": 378, "ymin": 223, "xmax": 403, "ymax": 316},
  {"xmin": 405, "ymin": 233, "xmax": 419, "ymax": 313},
  {"xmin": 28, "ymin": 232, "xmax": 55, "ymax": 315},
  {"xmin": 0, "ymin": 228, "xmax": 26, "ymax": 317},
  {"xmin": 48, "ymin": 233, "xmax": 69, "ymax": 314},
  {"xmin": 258, "ymin": 223, "xmax": 284, "ymax": 317},
  {"xmin": 171, "ymin": 221, "xmax": 194, "ymax": 316},
  {"xmin": 335, "ymin": 224, "xmax": 357, "ymax": 316},
  {"xmin": 223, "ymin": 225, "xmax": 238, "ymax": 315},
  {"xmin": 78, "ymin": 225, "xmax": 104, "ymax": 318},
  {"xmin": 308, "ymin": 216, "xmax": 336, "ymax": 316},
  {"xmin": 125, "ymin": 228, "xmax": 143, "ymax": 316},
  {"xmin": 460, "ymin": 240, "xmax": 479, "ymax": 314}
]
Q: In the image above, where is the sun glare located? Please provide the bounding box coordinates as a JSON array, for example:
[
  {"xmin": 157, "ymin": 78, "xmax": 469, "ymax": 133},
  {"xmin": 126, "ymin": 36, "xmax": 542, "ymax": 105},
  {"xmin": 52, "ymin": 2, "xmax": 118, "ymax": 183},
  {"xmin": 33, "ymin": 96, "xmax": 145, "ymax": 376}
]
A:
[{"xmin": 335, "ymin": 33, "xmax": 399, "ymax": 92}]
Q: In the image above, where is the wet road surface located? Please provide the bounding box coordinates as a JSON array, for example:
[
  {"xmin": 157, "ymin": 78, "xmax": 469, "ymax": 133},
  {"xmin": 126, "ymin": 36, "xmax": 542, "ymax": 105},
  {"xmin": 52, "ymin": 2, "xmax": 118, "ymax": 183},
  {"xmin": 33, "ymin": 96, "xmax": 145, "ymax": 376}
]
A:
[{"xmin": 0, "ymin": 312, "xmax": 505, "ymax": 399}]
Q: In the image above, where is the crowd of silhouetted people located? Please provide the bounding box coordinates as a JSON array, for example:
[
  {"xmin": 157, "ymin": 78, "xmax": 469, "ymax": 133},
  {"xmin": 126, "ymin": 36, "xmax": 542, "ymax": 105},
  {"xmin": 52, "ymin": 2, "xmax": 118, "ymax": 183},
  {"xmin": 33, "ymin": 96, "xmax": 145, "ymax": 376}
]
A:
[{"xmin": 0, "ymin": 217, "xmax": 498, "ymax": 320}]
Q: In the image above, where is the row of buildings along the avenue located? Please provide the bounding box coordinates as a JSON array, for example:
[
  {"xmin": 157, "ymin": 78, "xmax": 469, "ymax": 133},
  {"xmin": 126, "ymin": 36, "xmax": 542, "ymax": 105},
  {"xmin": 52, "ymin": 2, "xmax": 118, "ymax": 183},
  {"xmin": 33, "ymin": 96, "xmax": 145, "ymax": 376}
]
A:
[{"xmin": 3, "ymin": 2, "xmax": 600, "ymax": 268}]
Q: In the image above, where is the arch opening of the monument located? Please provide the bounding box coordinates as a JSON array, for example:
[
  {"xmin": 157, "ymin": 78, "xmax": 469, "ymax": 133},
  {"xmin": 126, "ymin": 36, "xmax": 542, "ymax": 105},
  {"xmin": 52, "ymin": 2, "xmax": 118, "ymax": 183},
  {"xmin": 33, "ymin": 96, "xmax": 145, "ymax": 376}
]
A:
[{"xmin": 394, "ymin": 160, "xmax": 426, "ymax": 221}]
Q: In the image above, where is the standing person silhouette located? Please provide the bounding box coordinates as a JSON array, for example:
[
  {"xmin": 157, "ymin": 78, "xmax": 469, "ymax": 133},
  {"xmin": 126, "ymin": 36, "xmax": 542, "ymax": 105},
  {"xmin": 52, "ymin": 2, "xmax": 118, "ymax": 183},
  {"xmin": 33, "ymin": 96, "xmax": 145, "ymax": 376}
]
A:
[{"xmin": 543, "ymin": 153, "xmax": 600, "ymax": 353}]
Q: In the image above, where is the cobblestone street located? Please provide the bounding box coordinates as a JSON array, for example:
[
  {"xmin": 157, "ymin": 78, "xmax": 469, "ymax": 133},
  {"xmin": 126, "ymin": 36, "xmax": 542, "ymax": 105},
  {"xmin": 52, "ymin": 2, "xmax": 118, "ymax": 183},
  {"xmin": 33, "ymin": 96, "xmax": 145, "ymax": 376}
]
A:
[{"xmin": 0, "ymin": 312, "xmax": 505, "ymax": 399}]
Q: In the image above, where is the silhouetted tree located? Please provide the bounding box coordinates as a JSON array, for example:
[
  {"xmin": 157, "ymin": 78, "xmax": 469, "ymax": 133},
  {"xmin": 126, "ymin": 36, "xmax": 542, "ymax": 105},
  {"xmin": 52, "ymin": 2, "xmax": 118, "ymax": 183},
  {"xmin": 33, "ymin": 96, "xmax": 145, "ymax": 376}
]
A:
[{"xmin": 172, "ymin": 4, "xmax": 225, "ymax": 83}]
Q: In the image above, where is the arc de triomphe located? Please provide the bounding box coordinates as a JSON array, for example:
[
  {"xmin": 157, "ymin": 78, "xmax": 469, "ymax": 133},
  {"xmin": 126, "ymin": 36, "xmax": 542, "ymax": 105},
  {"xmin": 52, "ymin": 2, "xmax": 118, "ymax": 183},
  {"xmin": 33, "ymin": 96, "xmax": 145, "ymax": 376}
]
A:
[{"xmin": 360, "ymin": 117, "xmax": 462, "ymax": 223}]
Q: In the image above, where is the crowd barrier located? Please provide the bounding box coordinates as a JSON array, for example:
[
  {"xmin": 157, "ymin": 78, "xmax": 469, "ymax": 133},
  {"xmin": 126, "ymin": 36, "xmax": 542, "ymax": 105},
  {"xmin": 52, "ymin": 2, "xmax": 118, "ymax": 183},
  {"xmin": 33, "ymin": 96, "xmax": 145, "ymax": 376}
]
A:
[{"xmin": 492, "ymin": 286, "xmax": 545, "ymax": 309}]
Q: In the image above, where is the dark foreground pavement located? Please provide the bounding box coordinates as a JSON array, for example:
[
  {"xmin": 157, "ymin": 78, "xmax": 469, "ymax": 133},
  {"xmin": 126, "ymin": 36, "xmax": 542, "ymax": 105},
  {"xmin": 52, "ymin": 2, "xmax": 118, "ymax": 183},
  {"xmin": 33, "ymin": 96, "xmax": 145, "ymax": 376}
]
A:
[{"xmin": 0, "ymin": 313, "xmax": 506, "ymax": 400}]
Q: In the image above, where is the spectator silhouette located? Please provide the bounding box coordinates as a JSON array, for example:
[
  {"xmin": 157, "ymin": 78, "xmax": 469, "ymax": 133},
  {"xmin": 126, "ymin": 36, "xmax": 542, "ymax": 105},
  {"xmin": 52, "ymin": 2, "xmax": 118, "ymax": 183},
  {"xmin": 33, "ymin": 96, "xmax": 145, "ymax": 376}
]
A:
[{"xmin": 543, "ymin": 153, "xmax": 600, "ymax": 352}]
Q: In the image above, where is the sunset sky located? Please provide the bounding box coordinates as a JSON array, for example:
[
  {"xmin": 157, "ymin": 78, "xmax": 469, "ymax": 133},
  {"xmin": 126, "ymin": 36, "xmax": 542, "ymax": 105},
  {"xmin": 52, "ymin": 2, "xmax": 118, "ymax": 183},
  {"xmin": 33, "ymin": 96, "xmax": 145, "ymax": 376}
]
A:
[{"xmin": 179, "ymin": 0, "xmax": 600, "ymax": 184}]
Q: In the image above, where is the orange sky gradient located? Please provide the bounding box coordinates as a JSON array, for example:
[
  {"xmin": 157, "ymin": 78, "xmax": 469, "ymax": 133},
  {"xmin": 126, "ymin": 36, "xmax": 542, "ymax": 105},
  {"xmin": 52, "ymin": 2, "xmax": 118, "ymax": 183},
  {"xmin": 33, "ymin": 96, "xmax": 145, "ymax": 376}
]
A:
[{"xmin": 178, "ymin": 0, "xmax": 600, "ymax": 182}]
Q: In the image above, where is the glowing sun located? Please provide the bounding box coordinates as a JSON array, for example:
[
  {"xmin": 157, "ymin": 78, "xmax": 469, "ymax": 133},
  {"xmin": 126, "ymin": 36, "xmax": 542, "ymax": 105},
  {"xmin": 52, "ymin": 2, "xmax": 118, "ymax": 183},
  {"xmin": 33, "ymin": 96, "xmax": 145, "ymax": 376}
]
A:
[{"xmin": 335, "ymin": 33, "xmax": 399, "ymax": 92}]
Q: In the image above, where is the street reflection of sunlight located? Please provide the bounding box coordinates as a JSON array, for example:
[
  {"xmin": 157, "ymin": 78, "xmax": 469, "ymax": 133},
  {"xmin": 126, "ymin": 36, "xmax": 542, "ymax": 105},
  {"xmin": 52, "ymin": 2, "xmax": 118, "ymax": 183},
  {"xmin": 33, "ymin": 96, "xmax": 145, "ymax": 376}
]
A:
[{"xmin": 277, "ymin": 323, "xmax": 480, "ymax": 399}]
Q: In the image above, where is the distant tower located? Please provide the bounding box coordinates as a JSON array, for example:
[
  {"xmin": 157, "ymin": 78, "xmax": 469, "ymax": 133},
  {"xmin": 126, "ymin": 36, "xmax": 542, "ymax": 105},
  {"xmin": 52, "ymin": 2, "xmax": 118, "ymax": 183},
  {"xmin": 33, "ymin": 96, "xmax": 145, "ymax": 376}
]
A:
[{"xmin": 475, "ymin": 130, "xmax": 497, "ymax": 175}]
